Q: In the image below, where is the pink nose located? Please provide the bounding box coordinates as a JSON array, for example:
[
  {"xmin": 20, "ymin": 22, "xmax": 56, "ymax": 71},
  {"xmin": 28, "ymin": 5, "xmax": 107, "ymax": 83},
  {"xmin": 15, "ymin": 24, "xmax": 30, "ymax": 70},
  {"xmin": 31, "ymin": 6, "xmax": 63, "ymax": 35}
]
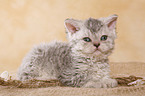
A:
[{"xmin": 93, "ymin": 43, "xmax": 100, "ymax": 48}]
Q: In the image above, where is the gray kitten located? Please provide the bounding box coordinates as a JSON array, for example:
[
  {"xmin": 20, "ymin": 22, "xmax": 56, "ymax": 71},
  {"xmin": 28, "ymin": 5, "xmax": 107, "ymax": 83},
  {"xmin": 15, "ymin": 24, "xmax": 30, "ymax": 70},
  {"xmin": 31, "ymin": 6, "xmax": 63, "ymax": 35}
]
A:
[{"xmin": 17, "ymin": 14, "xmax": 118, "ymax": 88}]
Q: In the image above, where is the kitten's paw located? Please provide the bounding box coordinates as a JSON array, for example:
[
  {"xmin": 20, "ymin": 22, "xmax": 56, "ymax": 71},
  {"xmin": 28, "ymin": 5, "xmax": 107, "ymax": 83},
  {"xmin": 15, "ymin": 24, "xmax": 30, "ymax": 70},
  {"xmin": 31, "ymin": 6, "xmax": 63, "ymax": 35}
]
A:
[
  {"xmin": 82, "ymin": 81, "xmax": 102, "ymax": 88},
  {"xmin": 82, "ymin": 79, "xmax": 118, "ymax": 88},
  {"xmin": 101, "ymin": 78, "xmax": 118, "ymax": 88}
]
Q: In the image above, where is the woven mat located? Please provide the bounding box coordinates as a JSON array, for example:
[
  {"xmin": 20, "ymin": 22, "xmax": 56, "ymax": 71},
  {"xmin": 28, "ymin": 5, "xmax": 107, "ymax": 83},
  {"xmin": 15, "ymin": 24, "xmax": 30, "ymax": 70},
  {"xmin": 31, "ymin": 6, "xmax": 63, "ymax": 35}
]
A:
[
  {"xmin": 0, "ymin": 62, "xmax": 145, "ymax": 96},
  {"xmin": 0, "ymin": 85, "xmax": 145, "ymax": 96}
]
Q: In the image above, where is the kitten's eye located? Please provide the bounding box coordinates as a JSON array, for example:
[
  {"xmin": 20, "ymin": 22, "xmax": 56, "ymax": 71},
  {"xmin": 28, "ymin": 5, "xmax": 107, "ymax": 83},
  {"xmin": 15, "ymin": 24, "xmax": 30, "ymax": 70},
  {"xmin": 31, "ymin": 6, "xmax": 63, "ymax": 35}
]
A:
[
  {"xmin": 83, "ymin": 37, "xmax": 92, "ymax": 42},
  {"xmin": 101, "ymin": 35, "xmax": 108, "ymax": 41}
]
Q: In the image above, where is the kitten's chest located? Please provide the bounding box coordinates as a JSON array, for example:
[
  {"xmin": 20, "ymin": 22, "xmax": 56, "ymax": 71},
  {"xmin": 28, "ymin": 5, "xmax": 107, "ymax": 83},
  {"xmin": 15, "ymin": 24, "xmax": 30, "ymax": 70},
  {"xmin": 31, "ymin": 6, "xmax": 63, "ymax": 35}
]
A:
[
  {"xmin": 79, "ymin": 61, "xmax": 109, "ymax": 72},
  {"xmin": 74, "ymin": 58, "xmax": 110, "ymax": 79},
  {"xmin": 74, "ymin": 57, "xmax": 108, "ymax": 70}
]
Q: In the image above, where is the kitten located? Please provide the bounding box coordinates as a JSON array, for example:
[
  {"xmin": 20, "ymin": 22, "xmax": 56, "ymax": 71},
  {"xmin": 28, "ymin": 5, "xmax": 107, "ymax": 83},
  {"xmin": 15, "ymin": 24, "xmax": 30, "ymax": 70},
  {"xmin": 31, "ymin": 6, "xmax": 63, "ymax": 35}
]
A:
[{"xmin": 17, "ymin": 14, "xmax": 118, "ymax": 88}]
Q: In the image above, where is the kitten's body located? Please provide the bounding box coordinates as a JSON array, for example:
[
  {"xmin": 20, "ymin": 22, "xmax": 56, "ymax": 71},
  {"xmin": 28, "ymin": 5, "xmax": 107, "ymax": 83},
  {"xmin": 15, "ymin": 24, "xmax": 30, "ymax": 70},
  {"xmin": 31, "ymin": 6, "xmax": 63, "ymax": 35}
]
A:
[{"xmin": 18, "ymin": 15, "xmax": 118, "ymax": 88}]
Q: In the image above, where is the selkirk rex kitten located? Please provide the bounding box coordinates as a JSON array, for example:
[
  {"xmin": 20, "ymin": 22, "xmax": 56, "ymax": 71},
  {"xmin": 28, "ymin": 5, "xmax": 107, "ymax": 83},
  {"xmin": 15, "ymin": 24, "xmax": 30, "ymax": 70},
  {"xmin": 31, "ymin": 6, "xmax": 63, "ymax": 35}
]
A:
[{"xmin": 17, "ymin": 14, "xmax": 118, "ymax": 88}]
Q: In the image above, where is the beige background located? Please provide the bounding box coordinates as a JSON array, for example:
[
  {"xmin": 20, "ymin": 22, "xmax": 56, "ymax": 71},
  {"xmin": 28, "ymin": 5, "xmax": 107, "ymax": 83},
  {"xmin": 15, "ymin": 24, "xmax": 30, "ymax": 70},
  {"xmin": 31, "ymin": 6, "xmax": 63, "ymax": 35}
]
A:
[{"xmin": 0, "ymin": 0, "xmax": 145, "ymax": 73}]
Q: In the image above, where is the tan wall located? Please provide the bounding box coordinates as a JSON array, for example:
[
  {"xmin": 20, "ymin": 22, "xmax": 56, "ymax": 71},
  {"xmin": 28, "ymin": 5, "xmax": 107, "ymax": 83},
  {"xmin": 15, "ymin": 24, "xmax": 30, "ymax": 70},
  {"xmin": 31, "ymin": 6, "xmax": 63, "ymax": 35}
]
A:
[{"xmin": 0, "ymin": 0, "xmax": 145, "ymax": 73}]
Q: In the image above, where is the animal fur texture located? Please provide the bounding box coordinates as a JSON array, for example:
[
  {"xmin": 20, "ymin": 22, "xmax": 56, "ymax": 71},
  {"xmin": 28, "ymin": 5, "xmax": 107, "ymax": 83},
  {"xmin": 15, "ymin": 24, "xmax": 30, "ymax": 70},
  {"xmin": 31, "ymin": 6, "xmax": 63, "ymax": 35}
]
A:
[{"xmin": 17, "ymin": 14, "xmax": 118, "ymax": 88}]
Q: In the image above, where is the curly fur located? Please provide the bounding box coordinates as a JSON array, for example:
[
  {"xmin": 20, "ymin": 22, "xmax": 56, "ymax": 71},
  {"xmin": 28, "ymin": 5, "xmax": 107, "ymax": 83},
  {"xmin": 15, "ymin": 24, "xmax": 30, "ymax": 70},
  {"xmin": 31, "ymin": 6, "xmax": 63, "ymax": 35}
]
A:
[{"xmin": 17, "ymin": 14, "xmax": 118, "ymax": 88}]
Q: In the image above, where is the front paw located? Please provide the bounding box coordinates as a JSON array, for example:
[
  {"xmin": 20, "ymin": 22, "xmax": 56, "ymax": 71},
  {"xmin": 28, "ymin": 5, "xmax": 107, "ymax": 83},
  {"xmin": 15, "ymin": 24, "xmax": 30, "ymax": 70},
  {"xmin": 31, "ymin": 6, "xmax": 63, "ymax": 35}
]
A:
[
  {"xmin": 82, "ymin": 81, "xmax": 102, "ymax": 88},
  {"xmin": 101, "ymin": 78, "xmax": 118, "ymax": 88},
  {"xmin": 82, "ymin": 79, "xmax": 118, "ymax": 88}
]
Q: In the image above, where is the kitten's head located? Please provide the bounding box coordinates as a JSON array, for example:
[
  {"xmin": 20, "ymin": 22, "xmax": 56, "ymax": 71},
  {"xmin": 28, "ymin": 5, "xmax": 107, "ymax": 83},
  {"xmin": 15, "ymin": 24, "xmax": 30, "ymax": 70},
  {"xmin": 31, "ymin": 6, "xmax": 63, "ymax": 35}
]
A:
[{"xmin": 64, "ymin": 14, "xmax": 118, "ymax": 57}]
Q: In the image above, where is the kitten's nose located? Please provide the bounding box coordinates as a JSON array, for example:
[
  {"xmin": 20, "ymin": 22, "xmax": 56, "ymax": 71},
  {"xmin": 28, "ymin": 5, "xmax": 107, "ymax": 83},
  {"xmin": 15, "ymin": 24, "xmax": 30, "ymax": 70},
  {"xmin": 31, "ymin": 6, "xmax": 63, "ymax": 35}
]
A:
[{"xmin": 93, "ymin": 43, "xmax": 100, "ymax": 48}]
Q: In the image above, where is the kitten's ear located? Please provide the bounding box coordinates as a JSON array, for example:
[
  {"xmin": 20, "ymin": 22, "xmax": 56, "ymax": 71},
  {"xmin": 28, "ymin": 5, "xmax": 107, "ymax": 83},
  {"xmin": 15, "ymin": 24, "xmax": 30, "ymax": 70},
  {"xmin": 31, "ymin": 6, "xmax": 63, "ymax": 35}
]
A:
[
  {"xmin": 106, "ymin": 14, "xmax": 118, "ymax": 30},
  {"xmin": 64, "ymin": 19, "xmax": 80, "ymax": 34}
]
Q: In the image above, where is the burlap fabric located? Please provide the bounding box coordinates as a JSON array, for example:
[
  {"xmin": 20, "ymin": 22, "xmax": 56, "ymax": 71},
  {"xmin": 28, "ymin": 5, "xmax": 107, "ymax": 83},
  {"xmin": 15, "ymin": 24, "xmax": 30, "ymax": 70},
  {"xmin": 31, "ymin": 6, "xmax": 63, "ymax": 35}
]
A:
[{"xmin": 0, "ymin": 62, "xmax": 145, "ymax": 96}]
